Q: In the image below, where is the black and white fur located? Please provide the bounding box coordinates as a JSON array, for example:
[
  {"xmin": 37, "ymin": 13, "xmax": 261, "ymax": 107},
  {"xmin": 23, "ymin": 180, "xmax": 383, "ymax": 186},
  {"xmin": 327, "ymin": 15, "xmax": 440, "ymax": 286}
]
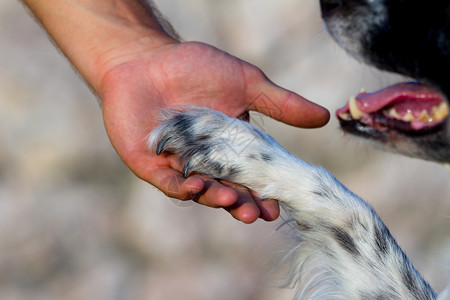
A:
[
  {"xmin": 321, "ymin": 0, "xmax": 450, "ymax": 162},
  {"xmin": 149, "ymin": 107, "xmax": 440, "ymax": 299},
  {"xmin": 148, "ymin": 0, "xmax": 449, "ymax": 299},
  {"xmin": 321, "ymin": 0, "xmax": 450, "ymax": 96}
]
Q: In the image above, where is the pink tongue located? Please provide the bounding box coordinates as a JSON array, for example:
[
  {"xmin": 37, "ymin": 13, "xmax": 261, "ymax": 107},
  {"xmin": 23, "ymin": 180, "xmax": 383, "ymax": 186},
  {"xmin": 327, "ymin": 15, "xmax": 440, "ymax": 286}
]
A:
[{"xmin": 355, "ymin": 82, "xmax": 442, "ymax": 113}]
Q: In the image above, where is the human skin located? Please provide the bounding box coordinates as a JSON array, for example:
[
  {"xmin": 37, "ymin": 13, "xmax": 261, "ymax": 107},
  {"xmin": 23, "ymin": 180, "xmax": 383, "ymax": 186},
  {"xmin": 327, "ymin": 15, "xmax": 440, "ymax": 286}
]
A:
[{"xmin": 22, "ymin": 0, "xmax": 330, "ymax": 223}]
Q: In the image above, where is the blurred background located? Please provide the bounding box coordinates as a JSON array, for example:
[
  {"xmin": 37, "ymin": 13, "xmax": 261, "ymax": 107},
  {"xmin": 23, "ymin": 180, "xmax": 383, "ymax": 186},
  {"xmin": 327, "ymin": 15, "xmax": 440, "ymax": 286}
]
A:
[{"xmin": 0, "ymin": 0, "xmax": 449, "ymax": 299}]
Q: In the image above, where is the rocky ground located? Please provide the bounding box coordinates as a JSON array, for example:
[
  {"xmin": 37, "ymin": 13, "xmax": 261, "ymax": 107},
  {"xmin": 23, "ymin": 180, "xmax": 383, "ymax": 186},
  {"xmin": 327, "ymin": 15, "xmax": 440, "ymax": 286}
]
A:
[{"xmin": 0, "ymin": 0, "xmax": 449, "ymax": 299}]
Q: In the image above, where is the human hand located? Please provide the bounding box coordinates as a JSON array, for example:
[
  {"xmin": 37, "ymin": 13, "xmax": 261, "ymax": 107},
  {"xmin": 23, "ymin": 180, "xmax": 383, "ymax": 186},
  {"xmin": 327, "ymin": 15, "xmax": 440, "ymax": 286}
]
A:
[
  {"xmin": 99, "ymin": 41, "xmax": 330, "ymax": 223},
  {"xmin": 23, "ymin": 0, "xmax": 329, "ymax": 223}
]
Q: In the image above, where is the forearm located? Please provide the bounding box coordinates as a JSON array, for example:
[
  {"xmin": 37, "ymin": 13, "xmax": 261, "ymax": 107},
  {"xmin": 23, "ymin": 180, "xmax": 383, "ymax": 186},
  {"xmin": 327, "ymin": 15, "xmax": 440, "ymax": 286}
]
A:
[{"xmin": 22, "ymin": 0, "xmax": 178, "ymax": 92}]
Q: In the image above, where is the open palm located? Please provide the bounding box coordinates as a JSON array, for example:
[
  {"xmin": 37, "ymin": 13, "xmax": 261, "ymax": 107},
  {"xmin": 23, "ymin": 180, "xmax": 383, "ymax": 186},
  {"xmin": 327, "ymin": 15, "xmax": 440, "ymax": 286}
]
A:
[{"xmin": 99, "ymin": 41, "xmax": 329, "ymax": 223}]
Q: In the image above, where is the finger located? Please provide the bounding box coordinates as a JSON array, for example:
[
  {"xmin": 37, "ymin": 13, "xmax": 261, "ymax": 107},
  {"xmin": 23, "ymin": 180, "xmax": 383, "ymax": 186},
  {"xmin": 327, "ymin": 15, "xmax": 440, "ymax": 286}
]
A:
[
  {"xmin": 224, "ymin": 189, "xmax": 261, "ymax": 224},
  {"xmin": 254, "ymin": 197, "xmax": 280, "ymax": 221},
  {"xmin": 156, "ymin": 171, "xmax": 206, "ymax": 200},
  {"xmin": 193, "ymin": 179, "xmax": 240, "ymax": 208},
  {"xmin": 195, "ymin": 180, "xmax": 277, "ymax": 223},
  {"xmin": 131, "ymin": 153, "xmax": 205, "ymax": 200},
  {"xmin": 248, "ymin": 189, "xmax": 280, "ymax": 221},
  {"xmin": 134, "ymin": 154, "xmax": 269, "ymax": 223},
  {"xmin": 210, "ymin": 181, "xmax": 258, "ymax": 223},
  {"xmin": 183, "ymin": 178, "xmax": 259, "ymax": 223},
  {"xmin": 245, "ymin": 68, "xmax": 330, "ymax": 128},
  {"xmin": 133, "ymin": 152, "xmax": 255, "ymax": 220}
]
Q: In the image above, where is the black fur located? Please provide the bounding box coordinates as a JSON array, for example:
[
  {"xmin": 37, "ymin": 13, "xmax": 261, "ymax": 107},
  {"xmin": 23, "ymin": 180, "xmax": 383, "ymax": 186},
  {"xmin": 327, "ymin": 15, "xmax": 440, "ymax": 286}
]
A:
[
  {"xmin": 320, "ymin": 0, "xmax": 450, "ymax": 96},
  {"xmin": 320, "ymin": 0, "xmax": 450, "ymax": 163}
]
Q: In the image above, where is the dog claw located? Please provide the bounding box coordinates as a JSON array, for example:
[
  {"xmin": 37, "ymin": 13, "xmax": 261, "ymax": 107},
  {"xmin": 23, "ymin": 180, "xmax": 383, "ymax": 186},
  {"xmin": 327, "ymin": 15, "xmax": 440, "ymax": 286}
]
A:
[
  {"xmin": 182, "ymin": 160, "xmax": 193, "ymax": 178},
  {"xmin": 156, "ymin": 137, "xmax": 170, "ymax": 155}
]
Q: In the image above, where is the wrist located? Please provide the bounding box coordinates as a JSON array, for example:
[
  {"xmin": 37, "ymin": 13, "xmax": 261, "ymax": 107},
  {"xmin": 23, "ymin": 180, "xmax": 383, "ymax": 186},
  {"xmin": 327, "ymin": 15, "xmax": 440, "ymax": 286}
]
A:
[{"xmin": 23, "ymin": 0, "xmax": 178, "ymax": 93}]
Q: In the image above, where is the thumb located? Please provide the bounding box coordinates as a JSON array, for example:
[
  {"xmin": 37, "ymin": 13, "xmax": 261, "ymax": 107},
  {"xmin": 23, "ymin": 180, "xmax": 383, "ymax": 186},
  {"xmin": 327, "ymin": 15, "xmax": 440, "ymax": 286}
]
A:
[{"xmin": 245, "ymin": 70, "xmax": 330, "ymax": 128}]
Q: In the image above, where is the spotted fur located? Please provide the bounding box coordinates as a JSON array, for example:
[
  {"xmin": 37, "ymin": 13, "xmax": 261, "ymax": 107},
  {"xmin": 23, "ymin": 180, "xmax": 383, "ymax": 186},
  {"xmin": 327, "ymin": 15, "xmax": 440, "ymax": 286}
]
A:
[
  {"xmin": 148, "ymin": 107, "xmax": 438, "ymax": 299},
  {"xmin": 144, "ymin": 0, "xmax": 449, "ymax": 298}
]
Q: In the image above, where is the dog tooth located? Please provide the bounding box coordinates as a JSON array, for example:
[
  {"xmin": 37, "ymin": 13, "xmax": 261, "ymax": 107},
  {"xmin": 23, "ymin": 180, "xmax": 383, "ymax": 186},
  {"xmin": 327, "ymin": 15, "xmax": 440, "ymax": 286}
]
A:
[
  {"xmin": 403, "ymin": 110, "xmax": 415, "ymax": 122},
  {"xmin": 432, "ymin": 102, "xmax": 449, "ymax": 121},
  {"xmin": 387, "ymin": 108, "xmax": 401, "ymax": 119},
  {"xmin": 417, "ymin": 109, "xmax": 431, "ymax": 122},
  {"xmin": 338, "ymin": 112, "xmax": 352, "ymax": 121},
  {"xmin": 360, "ymin": 87, "xmax": 367, "ymax": 93},
  {"xmin": 348, "ymin": 96, "xmax": 364, "ymax": 120},
  {"xmin": 431, "ymin": 106, "xmax": 438, "ymax": 120}
]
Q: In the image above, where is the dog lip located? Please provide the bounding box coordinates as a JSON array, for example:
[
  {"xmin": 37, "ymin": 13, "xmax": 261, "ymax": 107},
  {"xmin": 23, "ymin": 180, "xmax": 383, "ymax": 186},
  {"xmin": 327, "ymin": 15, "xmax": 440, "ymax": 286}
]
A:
[
  {"xmin": 337, "ymin": 82, "xmax": 444, "ymax": 115},
  {"xmin": 336, "ymin": 81, "xmax": 448, "ymax": 133},
  {"xmin": 338, "ymin": 115, "xmax": 447, "ymax": 137}
]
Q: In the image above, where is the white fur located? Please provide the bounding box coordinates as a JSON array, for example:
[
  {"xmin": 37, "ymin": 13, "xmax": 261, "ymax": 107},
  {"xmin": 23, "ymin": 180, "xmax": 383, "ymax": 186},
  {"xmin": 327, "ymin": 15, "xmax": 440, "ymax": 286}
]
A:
[{"xmin": 149, "ymin": 107, "xmax": 438, "ymax": 299}]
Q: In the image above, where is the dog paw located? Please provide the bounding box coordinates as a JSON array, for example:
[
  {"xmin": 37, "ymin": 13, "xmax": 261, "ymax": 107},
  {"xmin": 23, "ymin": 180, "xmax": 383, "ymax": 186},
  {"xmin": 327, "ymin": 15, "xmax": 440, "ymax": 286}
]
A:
[{"xmin": 148, "ymin": 107, "xmax": 283, "ymax": 184}]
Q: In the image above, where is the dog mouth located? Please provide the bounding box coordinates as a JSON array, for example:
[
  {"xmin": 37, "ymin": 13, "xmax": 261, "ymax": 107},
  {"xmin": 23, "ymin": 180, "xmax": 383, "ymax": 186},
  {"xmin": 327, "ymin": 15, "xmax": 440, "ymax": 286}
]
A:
[{"xmin": 336, "ymin": 82, "xmax": 449, "ymax": 135}]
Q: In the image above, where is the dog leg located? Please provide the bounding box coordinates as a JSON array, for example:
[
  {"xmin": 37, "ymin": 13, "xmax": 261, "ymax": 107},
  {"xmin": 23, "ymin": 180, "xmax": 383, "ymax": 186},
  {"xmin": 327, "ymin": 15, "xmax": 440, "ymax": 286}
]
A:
[{"xmin": 149, "ymin": 107, "xmax": 436, "ymax": 299}]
